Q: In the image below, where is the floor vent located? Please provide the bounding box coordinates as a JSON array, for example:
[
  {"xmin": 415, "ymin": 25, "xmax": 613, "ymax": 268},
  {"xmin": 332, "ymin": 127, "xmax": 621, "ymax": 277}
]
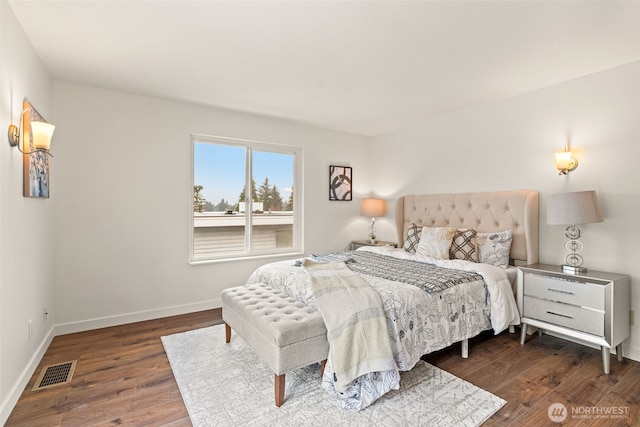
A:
[{"xmin": 32, "ymin": 360, "xmax": 77, "ymax": 391}]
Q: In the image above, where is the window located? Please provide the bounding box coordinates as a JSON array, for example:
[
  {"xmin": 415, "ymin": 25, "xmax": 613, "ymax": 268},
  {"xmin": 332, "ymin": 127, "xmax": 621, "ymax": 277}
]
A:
[{"xmin": 191, "ymin": 135, "xmax": 302, "ymax": 262}]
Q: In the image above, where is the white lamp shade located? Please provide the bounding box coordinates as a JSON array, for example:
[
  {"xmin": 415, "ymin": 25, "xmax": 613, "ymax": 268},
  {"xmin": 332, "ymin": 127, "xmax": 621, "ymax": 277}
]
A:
[
  {"xmin": 547, "ymin": 191, "xmax": 604, "ymax": 225},
  {"xmin": 30, "ymin": 121, "xmax": 55, "ymax": 150},
  {"xmin": 360, "ymin": 198, "xmax": 386, "ymax": 217},
  {"xmin": 555, "ymin": 151, "xmax": 573, "ymax": 170}
]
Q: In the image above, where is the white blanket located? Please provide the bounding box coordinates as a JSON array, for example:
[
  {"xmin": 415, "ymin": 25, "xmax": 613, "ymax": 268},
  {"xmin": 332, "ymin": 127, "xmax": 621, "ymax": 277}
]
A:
[{"xmin": 302, "ymin": 259, "xmax": 399, "ymax": 394}]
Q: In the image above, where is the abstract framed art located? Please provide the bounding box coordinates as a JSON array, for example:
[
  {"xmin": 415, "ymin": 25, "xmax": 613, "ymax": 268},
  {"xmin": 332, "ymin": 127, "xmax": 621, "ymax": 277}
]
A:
[
  {"xmin": 329, "ymin": 165, "xmax": 352, "ymax": 201},
  {"xmin": 22, "ymin": 100, "xmax": 50, "ymax": 198}
]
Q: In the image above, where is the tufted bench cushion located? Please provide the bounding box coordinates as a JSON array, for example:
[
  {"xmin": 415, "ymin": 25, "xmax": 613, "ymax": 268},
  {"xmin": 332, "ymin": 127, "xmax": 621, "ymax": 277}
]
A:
[{"xmin": 222, "ymin": 283, "xmax": 328, "ymax": 407}]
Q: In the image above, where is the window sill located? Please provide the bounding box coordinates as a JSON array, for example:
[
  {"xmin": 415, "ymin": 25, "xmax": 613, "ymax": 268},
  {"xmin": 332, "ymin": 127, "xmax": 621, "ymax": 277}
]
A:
[{"xmin": 189, "ymin": 251, "xmax": 305, "ymax": 266}]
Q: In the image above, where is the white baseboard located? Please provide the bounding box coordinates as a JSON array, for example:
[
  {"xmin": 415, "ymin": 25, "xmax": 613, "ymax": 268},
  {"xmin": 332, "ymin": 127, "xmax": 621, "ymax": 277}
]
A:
[
  {"xmin": 0, "ymin": 299, "xmax": 221, "ymax": 425},
  {"xmin": 0, "ymin": 326, "xmax": 55, "ymax": 426},
  {"xmin": 54, "ymin": 299, "xmax": 221, "ymax": 335}
]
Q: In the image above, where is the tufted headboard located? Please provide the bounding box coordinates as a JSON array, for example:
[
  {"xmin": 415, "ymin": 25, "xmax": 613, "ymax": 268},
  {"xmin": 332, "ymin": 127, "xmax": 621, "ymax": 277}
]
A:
[{"xmin": 395, "ymin": 190, "xmax": 539, "ymax": 266}]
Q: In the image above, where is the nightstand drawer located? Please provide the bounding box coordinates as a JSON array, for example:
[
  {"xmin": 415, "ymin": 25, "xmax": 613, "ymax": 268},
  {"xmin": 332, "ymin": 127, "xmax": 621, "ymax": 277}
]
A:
[
  {"xmin": 523, "ymin": 274, "xmax": 604, "ymax": 310},
  {"xmin": 523, "ymin": 296, "xmax": 604, "ymax": 336}
]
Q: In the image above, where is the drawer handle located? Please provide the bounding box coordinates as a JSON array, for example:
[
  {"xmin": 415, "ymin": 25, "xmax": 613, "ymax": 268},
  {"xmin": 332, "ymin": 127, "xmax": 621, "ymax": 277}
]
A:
[
  {"xmin": 548, "ymin": 288, "xmax": 574, "ymax": 295},
  {"xmin": 546, "ymin": 310, "xmax": 573, "ymax": 319}
]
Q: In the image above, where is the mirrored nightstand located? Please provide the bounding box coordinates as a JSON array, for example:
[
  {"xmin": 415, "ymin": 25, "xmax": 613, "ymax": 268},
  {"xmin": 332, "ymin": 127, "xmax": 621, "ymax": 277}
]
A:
[
  {"xmin": 517, "ymin": 264, "xmax": 630, "ymax": 374},
  {"xmin": 350, "ymin": 240, "xmax": 397, "ymax": 250}
]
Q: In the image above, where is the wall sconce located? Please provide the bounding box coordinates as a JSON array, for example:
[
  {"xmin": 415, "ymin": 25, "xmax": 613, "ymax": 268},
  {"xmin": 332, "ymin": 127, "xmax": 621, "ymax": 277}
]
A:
[
  {"xmin": 7, "ymin": 108, "xmax": 55, "ymax": 156},
  {"xmin": 360, "ymin": 198, "xmax": 386, "ymax": 243},
  {"xmin": 555, "ymin": 145, "xmax": 577, "ymax": 175}
]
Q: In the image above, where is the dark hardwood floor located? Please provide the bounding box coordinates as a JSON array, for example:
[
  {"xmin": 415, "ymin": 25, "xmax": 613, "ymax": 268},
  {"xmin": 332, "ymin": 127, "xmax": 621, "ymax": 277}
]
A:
[
  {"xmin": 423, "ymin": 331, "xmax": 639, "ymax": 427},
  {"xmin": 6, "ymin": 310, "xmax": 221, "ymax": 427},
  {"xmin": 6, "ymin": 309, "xmax": 639, "ymax": 426}
]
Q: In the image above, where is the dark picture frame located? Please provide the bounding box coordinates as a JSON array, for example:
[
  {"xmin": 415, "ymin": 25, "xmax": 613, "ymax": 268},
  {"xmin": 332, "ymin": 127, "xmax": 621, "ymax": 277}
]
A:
[{"xmin": 329, "ymin": 165, "xmax": 352, "ymax": 201}]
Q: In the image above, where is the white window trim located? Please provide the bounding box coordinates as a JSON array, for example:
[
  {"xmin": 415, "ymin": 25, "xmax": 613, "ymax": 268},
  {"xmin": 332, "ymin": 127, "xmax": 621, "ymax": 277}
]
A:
[{"xmin": 189, "ymin": 134, "xmax": 303, "ymax": 264}]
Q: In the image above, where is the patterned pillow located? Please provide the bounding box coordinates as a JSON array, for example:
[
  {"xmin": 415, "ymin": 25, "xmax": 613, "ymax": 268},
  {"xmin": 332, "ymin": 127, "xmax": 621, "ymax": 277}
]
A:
[
  {"xmin": 476, "ymin": 230, "xmax": 513, "ymax": 267},
  {"xmin": 403, "ymin": 223, "xmax": 422, "ymax": 253},
  {"xmin": 449, "ymin": 228, "xmax": 478, "ymax": 262},
  {"xmin": 416, "ymin": 226, "xmax": 457, "ymax": 259}
]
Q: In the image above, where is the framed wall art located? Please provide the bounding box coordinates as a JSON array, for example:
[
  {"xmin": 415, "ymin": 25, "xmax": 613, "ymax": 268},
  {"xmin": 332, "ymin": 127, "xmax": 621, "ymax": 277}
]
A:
[
  {"xmin": 22, "ymin": 100, "xmax": 50, "ymax": 198},
  {"xmin": 329, "ymin": 165, "xmax": 352, "ymax": 201}
]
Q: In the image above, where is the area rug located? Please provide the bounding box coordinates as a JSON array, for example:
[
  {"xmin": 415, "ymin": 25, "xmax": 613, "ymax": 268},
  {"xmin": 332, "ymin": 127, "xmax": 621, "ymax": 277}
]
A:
[{"xmin": 161, "ymin": 324, "xmax": 505, "ymax": 427}]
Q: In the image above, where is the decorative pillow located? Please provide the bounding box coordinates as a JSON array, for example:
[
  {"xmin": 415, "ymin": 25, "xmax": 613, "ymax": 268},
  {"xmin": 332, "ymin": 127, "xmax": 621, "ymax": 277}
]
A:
[
  {"xmin": 403, "ymin": 223, "xmax": 422, "ymax": 253},
  {"xmin": 476, "ymin": 230, "xmax": 513, "ymax": 267},
  {"xmin": 449, "ymin": 228, "xmax": 478, "ymax": 262},
  {"xmin": 416, "ymin": 226, "xmax": 456, "ymax": 259}
]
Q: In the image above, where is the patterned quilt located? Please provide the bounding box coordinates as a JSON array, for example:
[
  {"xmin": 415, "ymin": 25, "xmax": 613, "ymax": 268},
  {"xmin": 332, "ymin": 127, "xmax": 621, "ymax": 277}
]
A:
[
  {"xmin": 246, "ymin": 246, "xmax": 519, "ymax": 410},
  {"xmin": 310, "ymin": 250, "xmax": 483, "ymax": 293}
]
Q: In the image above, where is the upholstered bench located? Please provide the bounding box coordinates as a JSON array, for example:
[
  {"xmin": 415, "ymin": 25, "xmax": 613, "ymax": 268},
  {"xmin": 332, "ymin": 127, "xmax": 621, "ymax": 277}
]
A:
[{"xmin": 221, "ymin": 283, "xmax": 329, "ymax": 407}]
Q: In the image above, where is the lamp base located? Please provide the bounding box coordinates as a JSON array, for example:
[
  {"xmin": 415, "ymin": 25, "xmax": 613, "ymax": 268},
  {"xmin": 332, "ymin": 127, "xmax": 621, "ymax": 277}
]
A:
[{"xmin": 562, "ymin": 265, "xmax": 587, "ymax": 275}]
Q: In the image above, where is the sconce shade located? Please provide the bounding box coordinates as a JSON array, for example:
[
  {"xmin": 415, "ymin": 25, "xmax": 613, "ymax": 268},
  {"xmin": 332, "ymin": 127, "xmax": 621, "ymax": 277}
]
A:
[
  {"xmin": 360, "ymin": 198, "xmax": 387, "ymax": 217},
  {"xmin": 555, "ymin": 147, "xmax": 578, "ymax": 174},
  {"xmin": 547, "ymin": 191, "xmax": 603, "ymax": 225},
  {"xmin": 555, "ymin": 151, "xmax": 573, "ymax": 169},
  {"xmin": 30, "ymin": 121, "xmax": 55, "ymax": 150}
]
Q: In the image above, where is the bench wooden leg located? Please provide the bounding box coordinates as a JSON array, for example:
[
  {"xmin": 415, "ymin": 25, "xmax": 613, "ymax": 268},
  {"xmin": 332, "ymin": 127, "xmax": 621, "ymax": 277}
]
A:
[
  {"xmin": 225, "ymin": 323, "xmax": 231, "ymax": 343},
  {"xmin": 320, "ymin": 359, "xmax": 327, "ymax": 378},
  {"xmin": 275, "ymin": 374, "xmax": 285, "ymax": 407}
]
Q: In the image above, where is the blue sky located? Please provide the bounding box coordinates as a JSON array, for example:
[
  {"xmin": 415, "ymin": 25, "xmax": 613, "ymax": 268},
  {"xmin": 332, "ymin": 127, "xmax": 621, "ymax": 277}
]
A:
[{"xmin": 194, "ymin": 142, "xmax": 293, "ymax": 206}]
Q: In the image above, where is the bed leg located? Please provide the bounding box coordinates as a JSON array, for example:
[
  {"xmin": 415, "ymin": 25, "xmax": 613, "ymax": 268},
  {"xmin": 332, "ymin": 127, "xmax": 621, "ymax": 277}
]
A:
[
  {"xmin": 508, "ymin": 325, "xmax": 515, "ymax": 334},
  {"xmin": 461, "ymin": 339, "xmax": 469, "ymax": 358},
  {"xmin": 320, "ymin": 359, "xmax": 327, "ymax": 378},
  {"xmin": 224, "ymin": 323, "xmax": 231, "ymax": 343},
  {"xmin": 275, "ymin": 373, "xmax": 285, "ymax": 407}
]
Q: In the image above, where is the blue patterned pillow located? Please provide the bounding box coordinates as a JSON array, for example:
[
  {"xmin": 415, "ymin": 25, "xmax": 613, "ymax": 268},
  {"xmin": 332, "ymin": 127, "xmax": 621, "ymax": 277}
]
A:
[{"xmin": 402, "ymin": 223, "xmax": 421, "ymax": 253}]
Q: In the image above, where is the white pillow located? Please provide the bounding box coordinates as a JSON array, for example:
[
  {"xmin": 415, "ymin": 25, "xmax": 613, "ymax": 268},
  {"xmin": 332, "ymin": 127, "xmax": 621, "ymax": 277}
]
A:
[
  {"xmin": 416, "ymin": 226, "xmax": 456, "ymax": 259},
  {"xmin": 476, "ymin": 230, "xmax": 513, "ymax": 267}
]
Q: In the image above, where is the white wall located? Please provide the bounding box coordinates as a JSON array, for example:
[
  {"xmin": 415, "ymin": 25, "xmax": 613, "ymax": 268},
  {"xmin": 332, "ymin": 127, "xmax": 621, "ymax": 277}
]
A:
[
  {"xmin": 51, "ymin": 82, "xmax": 372, "ymax": 329},
  {"xmin": 0, "ymin": 1, "xmax": 55, "ymax": 423},
  {"xmin": 371, "ymin": 61, "xmax": 640, "ymax": 361}
]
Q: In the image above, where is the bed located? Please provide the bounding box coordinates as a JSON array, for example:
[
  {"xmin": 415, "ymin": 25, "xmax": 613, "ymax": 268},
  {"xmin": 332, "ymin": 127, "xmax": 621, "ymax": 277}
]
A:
[{"xmin": 247, "ymin": 190, "xmax": 539, "ymax": 410}]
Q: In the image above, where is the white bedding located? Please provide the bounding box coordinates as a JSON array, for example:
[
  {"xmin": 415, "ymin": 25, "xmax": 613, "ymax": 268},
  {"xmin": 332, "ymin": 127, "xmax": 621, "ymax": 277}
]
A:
[
  {"xmin": 371, "ymin": 246, "xmax": 520, "ymax": 334},
  {"xmin": 246, "ymin": 246, "xmax": 520, "ymax": 410}
]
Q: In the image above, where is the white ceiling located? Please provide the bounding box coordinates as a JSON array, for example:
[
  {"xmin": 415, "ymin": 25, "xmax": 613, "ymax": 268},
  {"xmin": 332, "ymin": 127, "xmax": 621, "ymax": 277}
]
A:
[{"xmin": 8, "ymin": 1, "xmax": 640, "ymax": 136}]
